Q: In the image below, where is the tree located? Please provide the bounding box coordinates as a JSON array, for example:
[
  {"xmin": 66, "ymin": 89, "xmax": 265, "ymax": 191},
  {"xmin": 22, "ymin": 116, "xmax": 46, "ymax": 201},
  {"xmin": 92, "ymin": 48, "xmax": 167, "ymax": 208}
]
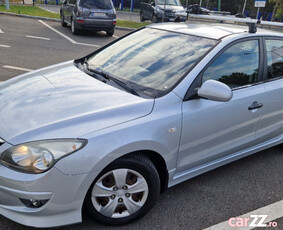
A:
[{"xmin": 270, "ymin": 0, "xmax": 283, "ymax": 21}]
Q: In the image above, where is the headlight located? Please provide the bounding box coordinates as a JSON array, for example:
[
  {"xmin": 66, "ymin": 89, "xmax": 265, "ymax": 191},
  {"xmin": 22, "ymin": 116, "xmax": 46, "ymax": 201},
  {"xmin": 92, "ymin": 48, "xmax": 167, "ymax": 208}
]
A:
[
  {"xmin": 0, "ymin": 139, "xmax": 87, "ymax": 173},
  {"xmin": 156, "ymin": 7, "xmax": 164, "ymax": 14}
]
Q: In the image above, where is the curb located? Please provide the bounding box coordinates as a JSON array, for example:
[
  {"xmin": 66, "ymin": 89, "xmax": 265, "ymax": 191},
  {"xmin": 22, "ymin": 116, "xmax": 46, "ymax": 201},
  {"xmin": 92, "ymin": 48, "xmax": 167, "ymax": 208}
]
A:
[
  {"xmin": 0, "ymin": 11, "xmax": 136, "ymax": 31},
  {"xmin": 0, "ymin": 11, "xmax": 60, "ymax": 22}
]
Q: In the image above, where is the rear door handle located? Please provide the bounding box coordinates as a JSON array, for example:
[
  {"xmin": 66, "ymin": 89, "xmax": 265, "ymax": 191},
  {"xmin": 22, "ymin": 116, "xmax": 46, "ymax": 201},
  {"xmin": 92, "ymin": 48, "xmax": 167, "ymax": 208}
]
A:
[{"xmin": 248, "ymin": 101, "xmax": 263, "ymax": 110}]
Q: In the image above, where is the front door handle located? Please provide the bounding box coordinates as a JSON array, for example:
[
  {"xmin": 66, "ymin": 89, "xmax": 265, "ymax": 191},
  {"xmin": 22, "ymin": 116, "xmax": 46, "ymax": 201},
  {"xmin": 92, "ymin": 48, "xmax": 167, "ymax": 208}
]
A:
[{"xmin": 248, "ymin": 101, "xmax": 263, "ymax": 110}]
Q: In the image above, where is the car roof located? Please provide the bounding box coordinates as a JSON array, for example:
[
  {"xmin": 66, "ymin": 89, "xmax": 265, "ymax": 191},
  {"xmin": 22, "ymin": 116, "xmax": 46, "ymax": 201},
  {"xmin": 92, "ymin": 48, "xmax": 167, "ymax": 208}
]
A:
[{"xmin": 147, "ymin": 22, "xmax": 283, "ymax": 40}]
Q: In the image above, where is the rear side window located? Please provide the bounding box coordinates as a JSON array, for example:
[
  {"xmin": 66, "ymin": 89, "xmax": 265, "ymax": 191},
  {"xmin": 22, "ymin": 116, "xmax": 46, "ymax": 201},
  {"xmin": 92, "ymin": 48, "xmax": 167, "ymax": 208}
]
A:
[
  {"xmin": 202, "ymin": 40, "xmax": 259, "ymax": 89},
  {"xmin": 266, "ymin": 39, "xmax": 283, "ymax": 79},
  {"xmin": 80, "ymin": 0, "xmax": 112, "ymax": 9}
]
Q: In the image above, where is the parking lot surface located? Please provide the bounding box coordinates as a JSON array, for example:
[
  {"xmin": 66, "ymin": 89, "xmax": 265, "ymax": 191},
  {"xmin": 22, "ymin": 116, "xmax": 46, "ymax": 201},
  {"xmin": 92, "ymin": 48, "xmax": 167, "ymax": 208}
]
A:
[
  {"xmin": 0, "ymin": 15, "xmax": 282, "ymax": 230},
  {"xmin": 0, "ymin": 15, "xmax": 129, "ymax": 81}
]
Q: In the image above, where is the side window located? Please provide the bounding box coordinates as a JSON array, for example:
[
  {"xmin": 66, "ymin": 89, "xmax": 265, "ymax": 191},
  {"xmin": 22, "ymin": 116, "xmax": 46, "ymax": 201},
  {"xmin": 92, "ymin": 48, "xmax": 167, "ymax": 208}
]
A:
[
  {"xmin": 69, "ymin": 0, "xmax": 76, "ymax": 4},
  {"xmin": 203, "ymin": 40, "xmax": 259, "ymax": 89},
  {"xmin": 266, "ymin": 39, "xmax": 283, "ymax": 79}
]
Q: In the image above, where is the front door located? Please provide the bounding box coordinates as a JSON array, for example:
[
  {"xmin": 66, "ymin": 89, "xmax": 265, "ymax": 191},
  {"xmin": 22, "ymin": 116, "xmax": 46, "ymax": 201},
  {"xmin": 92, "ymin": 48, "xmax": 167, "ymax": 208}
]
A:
[{"xmin": 177, "ymin": 39, "xmax": 266, "ymax": 174}]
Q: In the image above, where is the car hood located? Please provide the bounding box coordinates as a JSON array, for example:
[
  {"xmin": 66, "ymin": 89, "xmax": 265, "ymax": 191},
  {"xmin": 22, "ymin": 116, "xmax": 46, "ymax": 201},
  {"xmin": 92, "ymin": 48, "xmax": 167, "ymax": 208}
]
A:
[{"xmin": 0, "ymin": 62, "xmax": 154, "ymax": 144}]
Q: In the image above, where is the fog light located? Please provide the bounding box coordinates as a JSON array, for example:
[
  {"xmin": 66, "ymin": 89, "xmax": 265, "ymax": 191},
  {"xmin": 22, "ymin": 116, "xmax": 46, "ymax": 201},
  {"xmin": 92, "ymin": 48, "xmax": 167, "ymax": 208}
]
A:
[{"xmin": 20, "ymin": 198, "xmax": 49, "ymax": 208}]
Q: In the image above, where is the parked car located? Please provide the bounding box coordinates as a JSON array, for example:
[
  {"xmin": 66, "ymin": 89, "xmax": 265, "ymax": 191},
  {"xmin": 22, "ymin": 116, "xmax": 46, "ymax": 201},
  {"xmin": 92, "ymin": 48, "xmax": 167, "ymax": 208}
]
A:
[
  {"xmin": 0, "ymin": 22, "xmax": 282, "ymax": 228},
  {"xmin": 187, "ymin": 4, "xmax": 210, "ymax": 15},
  {"xmin": 60, "ymin": 0, "xmax": 116, "ymax": 36},
  {"xmin": 140, "ymin": 0, "xmax": 186, "ymax": 22}
]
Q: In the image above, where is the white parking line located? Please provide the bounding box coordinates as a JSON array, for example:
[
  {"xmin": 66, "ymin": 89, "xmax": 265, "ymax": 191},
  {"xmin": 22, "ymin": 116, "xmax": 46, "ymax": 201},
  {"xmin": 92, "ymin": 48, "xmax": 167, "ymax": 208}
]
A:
[
  {"xmin": 0, "ymin": 28, "xmax": 4, "ymax": 33},
  {"xmin": 0, "ymin": 44, "xmax": 10, "ymax": 48},
  {"xmin": 25, "ymin": 35, "xmax": 51, "ymax": 40},
  {"xmin": 38, "ymin": 20, "xmax": 100, "ymax": 48},
  {"xmin": 203, "ymin": 199, "xmax": 283, "ymax": 230},
  {"xmin": 3, "ymin": 65, "xmax": 33, "ymax": 72},
  {"xmin": 113, "ymin": 35, "xmax": 119, "ymax": 39}
]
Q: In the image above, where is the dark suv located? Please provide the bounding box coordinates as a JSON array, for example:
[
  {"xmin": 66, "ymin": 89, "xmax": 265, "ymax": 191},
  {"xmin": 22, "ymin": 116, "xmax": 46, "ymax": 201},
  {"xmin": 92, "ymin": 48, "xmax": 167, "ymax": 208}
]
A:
[
  {"xmin": 140, "ymin": 0, "xmax": 186, "ymax": 23},
  {"xmin": 60, "ymin": 0, "xmax": 116, "ymax": 36}
]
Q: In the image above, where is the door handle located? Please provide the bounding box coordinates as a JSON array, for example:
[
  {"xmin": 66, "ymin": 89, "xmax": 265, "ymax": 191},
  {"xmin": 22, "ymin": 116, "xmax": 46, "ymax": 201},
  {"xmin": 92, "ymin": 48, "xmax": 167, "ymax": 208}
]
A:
[{"xmin": 248, "ymin": 101, "xmax": 263, "ymax": 110}]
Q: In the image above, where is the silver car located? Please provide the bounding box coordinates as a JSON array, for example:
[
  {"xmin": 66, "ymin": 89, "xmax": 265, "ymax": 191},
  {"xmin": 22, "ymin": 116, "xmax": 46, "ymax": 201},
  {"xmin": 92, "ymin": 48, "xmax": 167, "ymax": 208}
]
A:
[
  {"xmin": 0, "ymin": 23, "xmax": 282, "ymax": 227},
  {"xmin": 60, "ymin": 0, "xmax": 116, "ymax": 36}
]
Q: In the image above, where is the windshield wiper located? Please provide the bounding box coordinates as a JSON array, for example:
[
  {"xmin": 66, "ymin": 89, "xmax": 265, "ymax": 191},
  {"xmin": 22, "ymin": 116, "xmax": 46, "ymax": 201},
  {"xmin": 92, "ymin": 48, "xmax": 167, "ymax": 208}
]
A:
[
  {"xmin": 94, "ymin": 69, "xmax": 141, "ymax": 97},
  {"xmin": 82, "ymin": 59, "xmax": 140, "ymax": 96},
  {"xmin": 82, "ymin": 59, "xmax": 107, "ymax": 82}
]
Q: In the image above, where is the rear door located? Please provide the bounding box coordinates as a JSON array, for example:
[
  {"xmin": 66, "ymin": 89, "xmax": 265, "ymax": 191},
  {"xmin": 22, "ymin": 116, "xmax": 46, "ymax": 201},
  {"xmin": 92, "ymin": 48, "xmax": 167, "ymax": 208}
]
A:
[
  {"xmin": 255, "ymin": 37, "xmax": 283, "ymax": 144},
  {"xmin": 176, "ymin": 38, "xmax": 266, "ymax": 174}
]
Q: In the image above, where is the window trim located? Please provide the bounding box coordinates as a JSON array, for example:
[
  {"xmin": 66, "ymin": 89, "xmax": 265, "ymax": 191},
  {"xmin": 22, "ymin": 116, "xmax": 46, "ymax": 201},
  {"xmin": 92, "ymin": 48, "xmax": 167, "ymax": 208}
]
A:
[
  {"xmin": 262, "ymin": 36, "xmax": 283, "ymax": 83},
  {"xmin": 184, "ymin": 37, "xmax": 265, "ymax": 101}
]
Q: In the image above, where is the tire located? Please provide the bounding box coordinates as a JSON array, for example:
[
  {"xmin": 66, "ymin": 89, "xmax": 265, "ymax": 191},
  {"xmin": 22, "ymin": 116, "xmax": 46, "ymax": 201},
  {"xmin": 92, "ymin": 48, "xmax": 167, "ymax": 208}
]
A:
[
  {"xmin": 61, "ymin": 12, "xmax": 67, "ymax": 27},
  {"xmin": 151, "ymin": 14, "xmax": 158, "ymax": 23},
  {"xmin": 106, "ymin": 29, "xmax": 114, "ymax": 36},
  {"xmin": 85, "ymin": 154, "xmax": 160, "ymax": 225},
  {"xmin": 71, "ymin": 18, "xmax": 79, "ymax": 35},
  {"xmin": 140, "ymin": 12, "xmax": 145, "ymax": 22}
]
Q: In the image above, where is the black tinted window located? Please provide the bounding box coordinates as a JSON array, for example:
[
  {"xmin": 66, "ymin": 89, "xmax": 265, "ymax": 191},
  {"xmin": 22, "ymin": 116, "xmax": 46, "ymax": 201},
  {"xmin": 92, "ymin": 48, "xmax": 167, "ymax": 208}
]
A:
[
  {"xmin": 80, "ymin": 0, "xmax": 112, "ymax": 9},
  {"xmin": 203, "ymin": 40, "xmax": 259, "ymax": 89},
  {"xmin": 157, "ymin": 0, "xmax": 181, "ymax": 6},
  {"xmin": 266, "ymin": 39, "xmax": 283, "ymax": 79}
]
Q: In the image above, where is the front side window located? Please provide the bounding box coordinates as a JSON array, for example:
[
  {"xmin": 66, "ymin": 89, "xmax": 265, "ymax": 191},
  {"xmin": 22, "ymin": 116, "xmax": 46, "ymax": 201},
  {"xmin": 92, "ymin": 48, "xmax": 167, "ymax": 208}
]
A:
[
  {"xmin": 203, "ymin": 40, "xmax": 259, "ymax": 89},
  {"xmin": 266, "ymin": 39, "xmax": 283, "ymax": 79},
  {"xmin": 87, "ymin": 28, "xmax": 217, "ymax": 97}
]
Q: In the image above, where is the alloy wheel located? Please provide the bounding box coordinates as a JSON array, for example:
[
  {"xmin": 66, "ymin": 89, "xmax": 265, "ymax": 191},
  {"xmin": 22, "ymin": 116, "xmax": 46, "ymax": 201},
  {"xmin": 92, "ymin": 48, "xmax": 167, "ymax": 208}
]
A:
[{"xmin": 91, "ymin": 168, "xmax": 149, "ymax": 218}]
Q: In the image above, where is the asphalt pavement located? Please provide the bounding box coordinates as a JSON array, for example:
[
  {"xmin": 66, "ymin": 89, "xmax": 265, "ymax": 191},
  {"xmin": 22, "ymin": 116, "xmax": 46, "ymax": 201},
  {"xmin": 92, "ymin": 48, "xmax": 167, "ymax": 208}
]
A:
[
  {"xmin": 0, "ymin": 15, "xmax": 129, "ymax": 80},
  {"xmin": 0, "ymin": 15, "xmax": 283, "ymax": 230}
]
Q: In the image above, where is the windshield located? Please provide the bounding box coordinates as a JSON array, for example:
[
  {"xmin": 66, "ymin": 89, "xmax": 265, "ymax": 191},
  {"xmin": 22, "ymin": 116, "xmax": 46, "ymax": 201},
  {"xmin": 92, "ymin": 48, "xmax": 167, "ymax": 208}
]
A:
[
  {"xmin": 156, "ymin": 0, "xmax": 182, "ymax": 6},
  {"xmin": 79, "ymin": 0, "xmax": 112, "ymax": 9},
  {"xmin": 87, "ymin": 28, "xmax": 217, "ymax": 98}
]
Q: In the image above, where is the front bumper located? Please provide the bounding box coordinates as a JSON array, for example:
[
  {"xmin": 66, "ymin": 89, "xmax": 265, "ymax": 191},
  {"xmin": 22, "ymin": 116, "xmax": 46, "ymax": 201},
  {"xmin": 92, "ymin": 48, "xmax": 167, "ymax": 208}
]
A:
[
  {"xmin": 76, "ymin": 17, "xmax": 116, "ymax": 31},
  {"xmin": 0, "ymin": 161, "xmax": 98, "ymax": 227},
  {"xmin": 156, "ymin": 12, "xmax": 186, "ymax": 22}
]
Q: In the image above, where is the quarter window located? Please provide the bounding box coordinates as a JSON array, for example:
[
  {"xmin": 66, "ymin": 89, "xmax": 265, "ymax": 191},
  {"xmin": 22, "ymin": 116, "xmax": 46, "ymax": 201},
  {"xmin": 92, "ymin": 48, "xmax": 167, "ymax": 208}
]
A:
[
  {"xmin": 266, "ymin": 39, "xmax": 283, "ymax": 79},
  {"xmin": 203, "ymin": 40, "xmax": 259, "ymax": 89}
]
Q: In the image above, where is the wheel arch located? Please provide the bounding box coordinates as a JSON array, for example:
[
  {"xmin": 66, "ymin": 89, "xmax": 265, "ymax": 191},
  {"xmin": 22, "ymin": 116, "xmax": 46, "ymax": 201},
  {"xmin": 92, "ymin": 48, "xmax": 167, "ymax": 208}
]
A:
[{"xmin": 123, "ymin": 150, "xmax": 168, "ymax": 194}]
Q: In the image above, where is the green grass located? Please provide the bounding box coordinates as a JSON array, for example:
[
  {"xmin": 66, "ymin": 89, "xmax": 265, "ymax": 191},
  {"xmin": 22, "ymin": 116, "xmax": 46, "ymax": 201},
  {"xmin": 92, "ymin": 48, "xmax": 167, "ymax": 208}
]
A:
[
  {"xmin": 117, "ymin": 19, "xmax": 149, "ymax": 28},
  {"xmin": 0, "ymin": 5, "xmax": 150, "ymax": 28},
  {"xmin": 0, "ymin": 5, "xmax": 60, "ymax": 19}
]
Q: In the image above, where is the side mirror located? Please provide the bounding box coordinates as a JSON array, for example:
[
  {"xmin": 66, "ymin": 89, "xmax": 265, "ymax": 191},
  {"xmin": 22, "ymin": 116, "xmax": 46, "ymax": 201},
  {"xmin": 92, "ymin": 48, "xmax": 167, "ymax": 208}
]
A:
[{"xmin": 198, "ymin": 80, "xmax": 232, "ymax": 102}]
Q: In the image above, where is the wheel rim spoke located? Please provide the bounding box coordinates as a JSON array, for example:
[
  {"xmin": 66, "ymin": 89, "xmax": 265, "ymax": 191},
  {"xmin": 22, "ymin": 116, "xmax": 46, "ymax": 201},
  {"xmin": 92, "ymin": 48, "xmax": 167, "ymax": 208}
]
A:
[
  {"xmin": 127, "ymin": 177, "xmax": 147, "ymax": 194},
  {"xmin": 112, "ymin": 169, "xmax": 128, "ymax": 189},
  {"xmin": 99, "ymin": 199, "xmax": 118, "ymax": 217},
  {"xmin": 92, "ymin": 182, "xmax": 113, "ymax": 197},
  {"xmin": 124, "ymin": 197, "xmax": 142, "ymax": 215},
  {"xmin": 91, "ymin": 168, "xmax": 149, "ymax": 218}
]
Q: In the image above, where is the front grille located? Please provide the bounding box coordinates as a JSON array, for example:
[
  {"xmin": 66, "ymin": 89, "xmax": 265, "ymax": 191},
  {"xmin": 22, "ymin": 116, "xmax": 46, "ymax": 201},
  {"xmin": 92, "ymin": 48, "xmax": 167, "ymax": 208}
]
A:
[
  {"xmin": 165, "ymin": 10, "xmax": 174, "ymax": 17},
  {"xmin": 0, "ymin": 138, "xmax": 5, "ymax": 147}
]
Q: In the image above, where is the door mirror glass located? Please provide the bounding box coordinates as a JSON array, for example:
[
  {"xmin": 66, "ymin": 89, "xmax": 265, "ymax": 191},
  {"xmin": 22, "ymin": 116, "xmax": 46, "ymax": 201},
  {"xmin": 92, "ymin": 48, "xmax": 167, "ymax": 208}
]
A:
[{"xmin": 198, "ymin": 80, "xmax": 232, "ymax": 102}]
